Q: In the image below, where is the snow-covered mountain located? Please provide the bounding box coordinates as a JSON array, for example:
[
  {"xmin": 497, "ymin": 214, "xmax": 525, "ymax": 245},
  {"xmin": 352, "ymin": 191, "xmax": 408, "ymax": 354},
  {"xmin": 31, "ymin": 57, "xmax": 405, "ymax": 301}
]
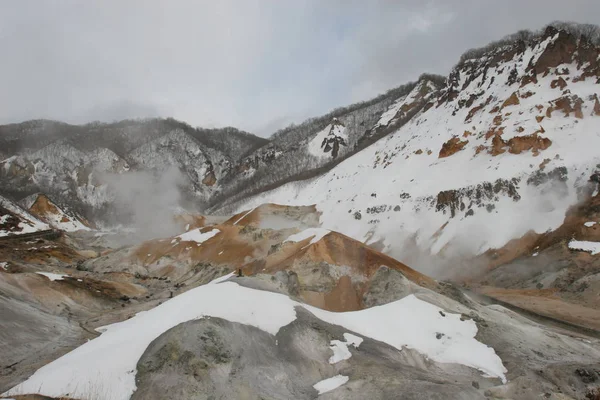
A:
[{"xmin": 222, "ymin": 24, "xmax": 600, "ymax": 271}]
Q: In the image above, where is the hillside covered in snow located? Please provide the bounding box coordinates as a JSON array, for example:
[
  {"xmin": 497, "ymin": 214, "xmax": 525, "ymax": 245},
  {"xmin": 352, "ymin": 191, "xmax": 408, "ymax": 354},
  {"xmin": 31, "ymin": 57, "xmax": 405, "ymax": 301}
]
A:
[{"xmin": 222, "ymin": 23, "xmax": 600, "ymax": 272}]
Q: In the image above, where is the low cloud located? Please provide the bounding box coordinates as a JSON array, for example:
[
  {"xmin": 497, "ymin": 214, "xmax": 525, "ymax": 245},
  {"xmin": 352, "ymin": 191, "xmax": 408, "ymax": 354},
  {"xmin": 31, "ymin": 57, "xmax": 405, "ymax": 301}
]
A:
[{"xmin": 0, "ymin": 1, "xmax": 598, "ymax": 136}]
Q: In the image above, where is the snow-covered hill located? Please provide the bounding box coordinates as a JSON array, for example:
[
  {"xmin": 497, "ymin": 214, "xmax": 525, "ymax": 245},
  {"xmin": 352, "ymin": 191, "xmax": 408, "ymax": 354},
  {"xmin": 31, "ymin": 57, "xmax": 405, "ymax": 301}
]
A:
[
  {"xmin": 227, "ymin": 25, "xmax": 600, "ymax": 271},
  {"xmin": 20, "ymin": 193, "xmax": 92, "ymax": 232},
  {"xmin": 0, "ymin": 194, "xmax": 50, "ymax": 236},
  {"xmin": 3, "ymin": 277, "xmax": 506, "ymax": 400}
]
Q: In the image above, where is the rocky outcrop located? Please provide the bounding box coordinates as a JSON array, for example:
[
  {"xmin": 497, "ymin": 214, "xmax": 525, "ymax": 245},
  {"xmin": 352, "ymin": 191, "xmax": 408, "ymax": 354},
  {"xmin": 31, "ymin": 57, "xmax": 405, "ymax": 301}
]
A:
[
  {"xmin": 439, "ymin": 137, "xmax": 468, "ymax": 158},
  {"xmin": 201, "ymin": 163, "xmax": 217, "ymax": 186},
  {"xmin": 546, "ymin": 94, "xmax": 584, "ymax": 118},
  {"xmin": 320, "ymin": 118, "xmax": 347, "ymax": 158},
  {"xmin": 500, "ymin": 92, "xmax": 520, "ymax": 110},
  {"xmin": 593, "ymin": 94, "xmax": 600, "ymax": 116},
  {"xmin": 488, "ymin": 133, "xmax": 552, "ymax": 156},
  {"xmin": 436, "ymin": 179, "xmax": 520, "ymax": 218}
]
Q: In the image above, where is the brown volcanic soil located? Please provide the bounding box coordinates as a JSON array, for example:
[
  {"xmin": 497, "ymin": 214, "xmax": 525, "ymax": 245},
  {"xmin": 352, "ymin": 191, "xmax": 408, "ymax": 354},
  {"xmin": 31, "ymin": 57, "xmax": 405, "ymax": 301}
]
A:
[
  {"xmin": 126, "ymin": 203, "xmax": 436, "ymax": 312},
  {"xmin": 244, "ymin": 230, "xmax": 436, "ymax": 311},
  {"xmin": 478, "ymin": 286, "xmax": 600, "ymax": 332}
]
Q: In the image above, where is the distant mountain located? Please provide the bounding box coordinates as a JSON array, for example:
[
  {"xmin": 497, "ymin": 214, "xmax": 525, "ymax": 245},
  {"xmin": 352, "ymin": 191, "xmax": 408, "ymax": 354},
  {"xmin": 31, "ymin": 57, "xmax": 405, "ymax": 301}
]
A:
[{"xmin": 0, "ymin": 118, "xmax": 268, "ymax": 220}]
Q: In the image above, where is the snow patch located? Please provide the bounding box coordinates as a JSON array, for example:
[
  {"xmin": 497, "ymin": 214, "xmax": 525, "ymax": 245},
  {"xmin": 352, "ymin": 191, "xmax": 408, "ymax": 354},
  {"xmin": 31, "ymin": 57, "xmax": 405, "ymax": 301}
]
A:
[
  {"xmin": 329, "ymin": 333, "xmax": 363, "ymax": 364},
  {"xmin": 284, "ymin": 228, "xmax": 330, "ymax": 247},
  {"xmin": 233, "ymin": 207, "xmax": 256, "ymax": 225},
  {"xmin": 569, "ymin": 240, "xmax": 600, "ymax": 255},
  {"xmin": 175, "ymin": 228, "xmax": 220, "ymax": 244},
  {"xmin": 313, "ymin": 375, "xmax": 349, "ymax": 394},
  {"xmin": 584, "ymin": 221, "xmax": 597, "ymax": 227},
  {"xmin": 208, "ymin": 271, "xmax": 235, "ymax": 285},
  {"xmin": 308, "ymin": 122, "xmax": 347, "ymax": 159},
  {"xmin": 36, "ymin": 272, "xmax": 68, "ymax": 281}
]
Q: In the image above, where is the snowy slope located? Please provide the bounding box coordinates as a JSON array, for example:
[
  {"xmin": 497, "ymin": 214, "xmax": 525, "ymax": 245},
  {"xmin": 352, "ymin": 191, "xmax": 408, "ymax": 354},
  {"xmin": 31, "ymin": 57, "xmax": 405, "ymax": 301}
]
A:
[
  {"xmin": 20, "ymin": 193, "xmax": 91, "ymax": 232},
  {"xmin": 4, "ymin": 280, "xmax": 505, "ymax": 400},
  {"xmin": 0, "ymin": 194, "xmax": 50, "ymax": 236},
  {"xmin": 232, "ymin": 26, "xmax": 600, "ymax": 264}
]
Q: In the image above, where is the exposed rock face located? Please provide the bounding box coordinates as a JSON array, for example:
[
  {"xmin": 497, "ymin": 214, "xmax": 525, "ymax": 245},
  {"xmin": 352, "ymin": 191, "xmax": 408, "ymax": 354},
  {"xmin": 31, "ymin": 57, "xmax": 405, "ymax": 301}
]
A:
[
  {"xmin": 435, "ymin": 179, "xmax": 521, "ymax": 218},
  {"xmin": 201, "ymin": 162, "xmax": 217, "ymax": 186},
  {"xmin": 500, "ymin": 92, "xmax": 520, "ymax": 109},
  {"xmin": 363, "ymin": 266, "xmax": 419, "ymax": 307},
  {"xmin": 489, "ymin": 134, "xmax": 552, "ymax": 156},
  {"xmin": 547, "ymin": 95, "xmax": 585, "ymax": 118},
  {"xmin": 593, "ymin": 94, "xmax": 600, "ymax": 116},
  {"xmin": 439, "ymin": 137, "xmax": 468, "ymax": 158},
  {"xmin": 320, "ymin": 118, "xmax": 348, "ymax": 158},
  {"xmin": 551, "ymin": 76, "xmax": 568, "ymax": 90},
  {"xmin": 23, "ymin": 193, "xmax": 94, "ymax": 230}
]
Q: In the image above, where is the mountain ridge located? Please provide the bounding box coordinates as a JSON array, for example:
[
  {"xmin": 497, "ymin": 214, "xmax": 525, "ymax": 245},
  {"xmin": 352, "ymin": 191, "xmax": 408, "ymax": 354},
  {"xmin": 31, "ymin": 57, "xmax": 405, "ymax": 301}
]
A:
[{"xmin": 1, "ymin": 22, "xmax": 599, "ymax": 237}]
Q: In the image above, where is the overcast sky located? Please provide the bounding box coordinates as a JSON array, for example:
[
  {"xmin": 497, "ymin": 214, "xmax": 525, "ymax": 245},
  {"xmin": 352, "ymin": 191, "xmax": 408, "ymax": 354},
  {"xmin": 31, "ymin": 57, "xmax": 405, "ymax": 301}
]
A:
[{"xmin": 1, "ymin": 1, "xmax": 599, "ymax": 137}]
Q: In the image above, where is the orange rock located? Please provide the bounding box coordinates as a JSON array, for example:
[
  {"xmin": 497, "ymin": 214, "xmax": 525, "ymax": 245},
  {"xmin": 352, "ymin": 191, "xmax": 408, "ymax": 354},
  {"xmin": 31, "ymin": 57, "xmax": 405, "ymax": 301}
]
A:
[
  {"xmin": 507, "ymin": 134, "xmax": 552, "ymax": 156},
  {"xmin": 439, "ymin": 137, "xmax": 468, "ymax": 158},
  {"xmin": 414, "ymin": 149, "xmax": 423, "ymax": 155},
  {"xmin": 501, "ymin": 92, "xmax": 520, "ymax": 110},
  {"xmin": 489, "ymin": 134, "xmax": 507, "ymax": 156},
  {"xmin": 516, "ymin": 126, "xmax": 525, "ymax": 133},
  {"xmin": 202, "ymin": 170, "xmax": 217, "ymax": 186},
  {"xmin": 536, "ymin": 115, "xmax": 544, "ymax": 123},
  {"xmin": 463, "ymin": 130, "xmax": 472, "ymax": 138},
  {"xmin": 533, "ymin": 125, "xmax": 546, "ymax": 135},
  {"xmin": 547, "ymin": 95, "xmax": 584, "ymax": 118},
  {"xmin": 521, "ymin": 91, "xmax": 534, "ymax": 99},
  {"xmin": 594, "ymin": 95, "xmax": 600, "ymax": 116},
  {"xmin": 474, "ymin": 144, "xmax": 487, "ymax": 155},
  {"xmin": 485, "ymin": 126, "xmax": 504, "ymax": 140},
  {"xmin": 550, "ymin": 77, "xmax": 567, "ymax": 90}
]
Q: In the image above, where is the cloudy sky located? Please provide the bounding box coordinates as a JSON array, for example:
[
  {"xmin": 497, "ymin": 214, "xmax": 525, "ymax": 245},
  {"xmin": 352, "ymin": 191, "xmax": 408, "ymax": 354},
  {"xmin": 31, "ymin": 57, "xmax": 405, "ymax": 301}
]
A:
[{"xmin": 1, "ymin": 1, "xmax": 599, "ymax": 136}]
